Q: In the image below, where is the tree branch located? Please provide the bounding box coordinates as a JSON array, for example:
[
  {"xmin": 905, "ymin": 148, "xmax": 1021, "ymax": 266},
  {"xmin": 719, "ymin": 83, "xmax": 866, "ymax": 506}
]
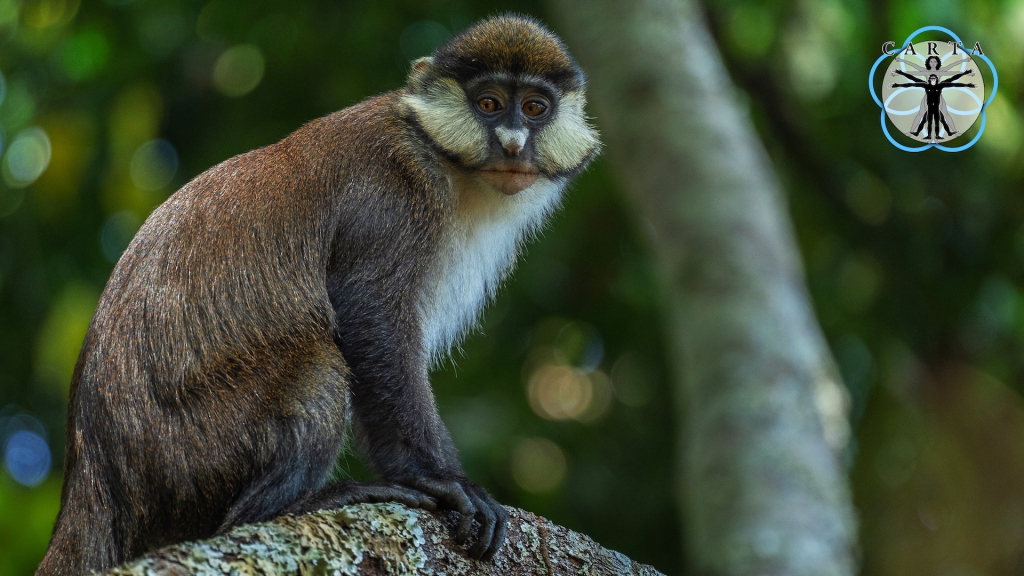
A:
[{"xmin": 104, "ymin": 503, "xmax": 662, "ymax": 575}]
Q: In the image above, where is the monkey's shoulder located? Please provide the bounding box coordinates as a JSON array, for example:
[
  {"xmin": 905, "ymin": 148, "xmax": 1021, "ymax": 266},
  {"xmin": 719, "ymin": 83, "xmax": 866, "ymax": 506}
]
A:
[{"xmin": 291, "ymin": 91, "xmax": 449, "ymax": 193}]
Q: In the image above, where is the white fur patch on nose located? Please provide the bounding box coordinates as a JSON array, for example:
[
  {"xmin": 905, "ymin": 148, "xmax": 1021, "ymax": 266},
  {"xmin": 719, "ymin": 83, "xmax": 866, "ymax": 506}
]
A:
[{"xmin": 495, "ymin": 126, "xmax": 528, "ymax": 150}]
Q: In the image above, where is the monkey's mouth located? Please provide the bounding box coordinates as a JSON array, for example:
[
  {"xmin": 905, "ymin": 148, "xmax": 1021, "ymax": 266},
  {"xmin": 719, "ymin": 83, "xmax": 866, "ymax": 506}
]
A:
[{"xmin": 478, "ymin": 163, "xmax": 540, "ymax": 196}]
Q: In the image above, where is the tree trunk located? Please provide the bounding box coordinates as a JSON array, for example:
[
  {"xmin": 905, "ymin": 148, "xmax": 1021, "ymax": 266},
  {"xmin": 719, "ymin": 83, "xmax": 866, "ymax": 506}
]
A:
[
  {"xmin": 548, "ymin": 1, "xmax": 858, "ymax": 575},
  {"xmin": 104, "ymin": 503, "xmax": 662, "ymax": 575}
]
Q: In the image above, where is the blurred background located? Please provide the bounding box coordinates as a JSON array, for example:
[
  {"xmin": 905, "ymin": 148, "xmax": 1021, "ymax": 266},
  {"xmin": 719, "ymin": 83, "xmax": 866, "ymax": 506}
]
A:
[{"xmin": 0, "ymin": 0, "xmax": 1020, "ymax": 574}]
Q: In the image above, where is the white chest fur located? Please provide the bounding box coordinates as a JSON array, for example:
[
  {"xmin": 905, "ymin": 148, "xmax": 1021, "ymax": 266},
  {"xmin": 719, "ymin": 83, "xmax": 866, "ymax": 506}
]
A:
[{"xmin": 419, "ymin": 175, "xmax": 564, "ymax": 363}]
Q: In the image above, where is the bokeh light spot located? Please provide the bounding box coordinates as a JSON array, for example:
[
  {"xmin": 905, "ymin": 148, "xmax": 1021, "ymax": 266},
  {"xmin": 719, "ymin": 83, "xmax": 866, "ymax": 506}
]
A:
[
  {"xmin": 980, "ymin": 94, "xmax": 1023, "ymax": 160},
  {"xmin": 0, "ymin": 79, "xmax": 36, "ymax": 133},
  {"xmin": 555, "ymin": 322, "xmax": 588, "ymax": 363},
  {"xmin": 844, "ymin": 171, "xmax": 891, "ymax": 226},
  {"xmin": 578, "ymin": 370, "xmax": 614, "ymax": 423},
  {"xmin": 137, "ymin": 4, "xmax": 189, "ymax": 57},
  {"xmin": 195, "ymin": 0, "xmax": 229, "ymax": 41},
  {"xmin": 3, "ymin": 430, "xmax": 51, "ymax": 487},
  {"xmin": 530, "ymin": 316, "xmax": 605, "ymax": 370},
  {"xmin": 2, "ymin": 127, "xmax": 51, "ymax": 188},
  {"xmin": 35, "ymin": 282, "xmax": 100, "ymax": 396},
  {"xmin": 33, "ymin": 111, "xmax": 98, "ymax": 221},
  {"xmin": 611, "ymin": 351, "xmax": 656, "ymax": 407},
  {"xmin": 525, "ymin": 352, "xmax": 614, "ymax": 423},
  {"xmin": 22, "ymin": 0, "xmax": 79, "ymax": 30},
  {"xmin": 59, "ymin": 28, "xmax": 111, "ymax": 81},
  {"xmin": 557, "ymin": 321, "xmax": 604, "ymax": 371},
  {"xmin": 528, "ymin": 364, "xmax": 592, "ymax": 420},
  {"xmin": 130, "ymin": 139, "xmax": 177, "ymax": 191},
  {"xmin": 0, "ymin": 0, "xmax": 19, "ymax": 38},
  {"xmin": 511, "ymin": 437, "xmax": 566, "ymax": 494},
  {"xmin": 212, "ymin": 44, "xmax": 265, "ymax": 98},
  {"xmin": 726, "ymin": 4, "xmax": 775, "ymax": 58},
  {"xmin": 835, "ymin": 252, "xmax": 883, "ymax": 314}
]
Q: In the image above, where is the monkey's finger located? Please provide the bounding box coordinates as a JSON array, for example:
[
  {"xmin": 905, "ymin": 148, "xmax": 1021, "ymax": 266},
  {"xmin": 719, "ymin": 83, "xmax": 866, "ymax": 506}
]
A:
[
  {"xmin": 442, "ymin": 483, "xmax": 477, "ymax": 545},
  {"xmin": 455, "ymin": 493, "xmax": 478, "ymax": 545},
  {"xmin": 411, "ymin": 478, "xmax": 477, "ymax": 543},
  {"xmin": 378, "ymin": 483, "xmax": 438, "ymax": 510},
  {"xmin": 353, "ymin": 484, "xmax": 436, "ymax": 511},
  {"xmin": 416, "ymin": 493, "xmax": 438, "ymax": 511},
  {"xmin": 467, "ymin": 491, "xmax": 496, "ymax": 559},
  {"xmin": 385, "ymin": 485, "xmax": 439, "ymax": 510},
  {"xmin": 482, "ymin": 503, "xmax": 509, "ymax": 561}
]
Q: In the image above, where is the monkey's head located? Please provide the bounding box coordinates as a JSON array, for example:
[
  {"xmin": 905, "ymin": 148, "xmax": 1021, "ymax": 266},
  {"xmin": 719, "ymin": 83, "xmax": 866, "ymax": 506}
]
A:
[{"xmin": 402, "ymin": 14, "xmax": 600, "ymax": 195}]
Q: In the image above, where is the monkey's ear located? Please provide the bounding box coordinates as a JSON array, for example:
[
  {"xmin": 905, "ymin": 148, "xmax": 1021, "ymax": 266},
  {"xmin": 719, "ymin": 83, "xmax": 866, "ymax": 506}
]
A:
[{"xmin": 407, "ymin": 57, "xmax": 435, "ymax": 92}]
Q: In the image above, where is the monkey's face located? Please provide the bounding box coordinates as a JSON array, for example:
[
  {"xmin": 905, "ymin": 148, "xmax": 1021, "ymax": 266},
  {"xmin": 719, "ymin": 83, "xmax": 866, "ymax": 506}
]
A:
[
  {"xmin": 404, "ymin": 72, "xmax": 599, "ymax": 196},
  {"xmin": 464, "ymin": 76, "xmax": 559, "ymax": 195},
  {"xmin": 401, "ymin": 16, "xmax": 600, "ymax": 196}
]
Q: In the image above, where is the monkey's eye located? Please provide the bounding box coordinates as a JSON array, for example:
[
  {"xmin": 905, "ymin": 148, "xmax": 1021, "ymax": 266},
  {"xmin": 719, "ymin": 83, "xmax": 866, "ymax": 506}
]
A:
[
  {"xmin": 522, "ymin": 100, "xmax": 548, "ymax": 118},
  {"xmin": 477, "ymin": 97, "xmax": 502, "ymax": 114}
]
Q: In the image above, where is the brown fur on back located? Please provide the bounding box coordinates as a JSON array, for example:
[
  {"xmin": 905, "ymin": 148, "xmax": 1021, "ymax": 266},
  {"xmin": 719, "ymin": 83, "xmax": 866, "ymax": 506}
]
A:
[{"xmin": 38, "ymin": 92, "xmax": 450, "ymax": 574}]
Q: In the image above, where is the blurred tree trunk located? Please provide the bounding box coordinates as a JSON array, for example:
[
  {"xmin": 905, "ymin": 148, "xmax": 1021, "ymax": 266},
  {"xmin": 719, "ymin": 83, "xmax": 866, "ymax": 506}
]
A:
[{"xmin": 549, "ymin": 1, "xmax": 858, "ymax": 575}]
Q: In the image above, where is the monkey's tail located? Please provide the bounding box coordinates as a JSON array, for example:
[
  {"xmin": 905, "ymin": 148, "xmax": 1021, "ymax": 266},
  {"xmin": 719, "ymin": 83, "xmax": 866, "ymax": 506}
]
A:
[{"xmin": 36, "ymin": 467, "xmax": 123, "ymax": 576}]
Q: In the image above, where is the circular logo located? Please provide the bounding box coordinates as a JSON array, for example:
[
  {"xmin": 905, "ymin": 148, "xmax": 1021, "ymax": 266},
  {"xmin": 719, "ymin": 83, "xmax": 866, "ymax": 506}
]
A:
[{"xmin": 881, "ymin": 42, "xmax": 985, "ymax": 144}]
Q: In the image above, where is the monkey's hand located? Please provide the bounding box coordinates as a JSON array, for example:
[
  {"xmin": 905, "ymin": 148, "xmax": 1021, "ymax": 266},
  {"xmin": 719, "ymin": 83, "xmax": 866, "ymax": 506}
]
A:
[{"xmin": 404, "ymin": 476, "xmax": 508, "ymax": 561}]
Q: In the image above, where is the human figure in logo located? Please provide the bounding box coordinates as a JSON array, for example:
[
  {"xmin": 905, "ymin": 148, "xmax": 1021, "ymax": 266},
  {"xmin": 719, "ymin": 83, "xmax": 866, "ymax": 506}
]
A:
[
  {"xmin": 891, "ymin": 67, "xmax": 975, "ymax": 141},
  {"xmin": 891, "ymin": 55, "xmax": 974, "ymax": 139}
]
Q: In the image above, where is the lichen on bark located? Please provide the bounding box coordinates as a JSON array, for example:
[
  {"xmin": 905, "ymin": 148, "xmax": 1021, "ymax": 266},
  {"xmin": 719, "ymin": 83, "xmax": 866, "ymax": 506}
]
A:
[{"xmin": 104, "ymin": 503, "xmax": 663, "ymax": 575}]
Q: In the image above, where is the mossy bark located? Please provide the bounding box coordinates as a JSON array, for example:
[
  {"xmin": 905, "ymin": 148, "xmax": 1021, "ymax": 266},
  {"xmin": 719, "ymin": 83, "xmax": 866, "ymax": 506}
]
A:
[
  {"xmin": 104, "ymin": 503, "xmax": 661, "ymax": 575},
  {"xmin": 548, "ymin": 0, "xmax": 858, "ymax": 574}
]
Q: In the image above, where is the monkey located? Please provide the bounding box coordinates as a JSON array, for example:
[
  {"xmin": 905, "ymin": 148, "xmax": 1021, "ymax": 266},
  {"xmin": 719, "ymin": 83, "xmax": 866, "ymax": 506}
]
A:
[{"xmin": 36, "ymin": 14, "xmax": 599, "ymax": 575}]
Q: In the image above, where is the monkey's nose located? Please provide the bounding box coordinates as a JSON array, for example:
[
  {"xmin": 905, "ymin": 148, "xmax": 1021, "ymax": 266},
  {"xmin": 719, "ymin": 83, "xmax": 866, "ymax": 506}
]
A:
[{"xmin": 495, "ymin": 127, "xmax": 528, "ymax": 158}]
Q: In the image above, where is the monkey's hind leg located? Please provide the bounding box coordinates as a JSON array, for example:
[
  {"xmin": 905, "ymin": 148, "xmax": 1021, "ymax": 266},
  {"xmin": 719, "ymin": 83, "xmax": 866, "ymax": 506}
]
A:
[
  {"xmin": 214, "ymin": 342, "xmax": 353, "ymax": 534},
  {"xmin": 214, "ymin": 427, "xmax": 436, "ymax": 532},
  {"xmin": 217, "ymin": 439, "xmax": 435, "ymax": 532},
  {"xmin": 214, "ymin": 343, "xmax": 434, "ymax": 535}
]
